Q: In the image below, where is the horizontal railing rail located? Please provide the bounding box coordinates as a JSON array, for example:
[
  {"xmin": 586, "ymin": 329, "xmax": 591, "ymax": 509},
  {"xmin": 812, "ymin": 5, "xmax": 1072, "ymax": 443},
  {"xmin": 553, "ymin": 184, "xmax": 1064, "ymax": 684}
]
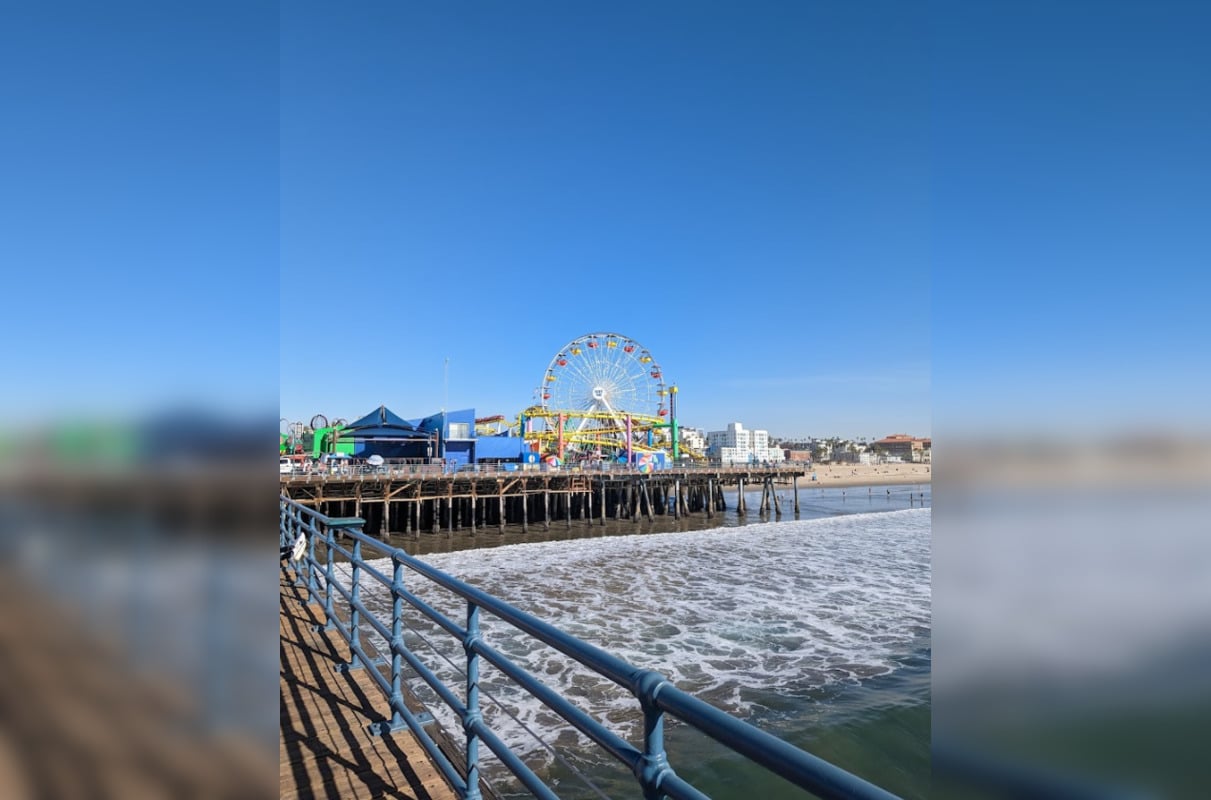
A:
[
  {"xmin": 280, "ymin": 495, "xmax": 901, "ymax": 800},
  {"xmin": 281, "ymin": 461, "xmax": 816, "ymax": 480}
]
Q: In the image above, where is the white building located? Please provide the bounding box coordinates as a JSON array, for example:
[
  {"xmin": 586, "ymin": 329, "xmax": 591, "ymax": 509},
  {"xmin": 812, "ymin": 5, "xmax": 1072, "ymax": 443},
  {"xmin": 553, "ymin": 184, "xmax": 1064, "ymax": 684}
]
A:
[
  {"xmin": 706, "ymin": 422, "xmax": 785, "ymax": 465},
  {"xmin": 679, "ymin": 427, "xmax": 708, "ymax": 454}
]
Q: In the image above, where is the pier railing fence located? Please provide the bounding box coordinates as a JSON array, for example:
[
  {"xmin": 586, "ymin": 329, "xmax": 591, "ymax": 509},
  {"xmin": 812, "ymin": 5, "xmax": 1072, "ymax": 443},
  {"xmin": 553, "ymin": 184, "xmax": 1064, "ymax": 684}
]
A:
[
  {"xmin": 280, "ymin": 495, "xmax": 901, "ymax": 800},
  {"xmin": 282, "ymin": 461, "xmax": 813, "ymax": 481}
]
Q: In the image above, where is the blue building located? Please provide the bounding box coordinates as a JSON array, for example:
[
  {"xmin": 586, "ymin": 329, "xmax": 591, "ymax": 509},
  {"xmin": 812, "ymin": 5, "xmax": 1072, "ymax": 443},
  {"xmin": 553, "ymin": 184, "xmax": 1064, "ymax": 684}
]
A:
[
  {"xmin": 409, "ymin": 408, "xmax": 527, "ymax": 467},
  {"xmin": 339, "ymin": 405, "xmax": 528, "ymax": 465},
  {"xmin": 339, "ymin": 405, "xmax": 434, "ymax": 460}
]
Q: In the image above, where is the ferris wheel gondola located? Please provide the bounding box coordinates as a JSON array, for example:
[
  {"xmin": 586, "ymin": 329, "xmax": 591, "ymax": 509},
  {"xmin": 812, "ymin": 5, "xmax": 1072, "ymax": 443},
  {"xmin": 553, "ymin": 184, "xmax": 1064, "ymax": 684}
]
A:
[{"xmin": 532, "ymin": 332, "xmax": 669, "ymax": 457}]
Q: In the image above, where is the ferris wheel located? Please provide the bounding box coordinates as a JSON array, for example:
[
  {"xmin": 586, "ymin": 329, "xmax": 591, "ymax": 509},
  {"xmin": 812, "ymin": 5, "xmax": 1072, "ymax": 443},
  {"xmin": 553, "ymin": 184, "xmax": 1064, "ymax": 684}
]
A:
[{"xmin": 537, "ymin": 332, "xmax": 668, "ymax": 431}]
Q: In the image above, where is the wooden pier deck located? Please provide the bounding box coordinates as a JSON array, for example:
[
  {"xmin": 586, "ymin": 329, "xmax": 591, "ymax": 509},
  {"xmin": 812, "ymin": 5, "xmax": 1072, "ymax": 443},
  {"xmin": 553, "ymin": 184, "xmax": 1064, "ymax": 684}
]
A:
[
  {"xmin": 279, "ymin": 575, "xmax": 458, "ymax": 800},
  {"xmin": 282, "ymin": 465, "xmax": 809, "ymax": 537}
]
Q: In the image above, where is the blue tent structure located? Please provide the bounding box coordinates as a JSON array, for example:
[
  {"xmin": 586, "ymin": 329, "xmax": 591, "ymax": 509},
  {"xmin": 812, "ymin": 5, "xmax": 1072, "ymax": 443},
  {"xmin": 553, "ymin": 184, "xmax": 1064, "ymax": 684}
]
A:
[
  {"xmin": 344, "ymin": 405, "xmax": 421, "ymax": 435},
  {"xmin": 341, "ymin": 405, "xmax": 433, "ymax": 459}
]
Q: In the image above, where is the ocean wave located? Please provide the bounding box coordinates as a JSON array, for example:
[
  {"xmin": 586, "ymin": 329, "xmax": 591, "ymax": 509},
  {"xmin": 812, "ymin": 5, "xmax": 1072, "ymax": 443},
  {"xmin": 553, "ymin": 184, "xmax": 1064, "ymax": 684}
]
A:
[{"xmin": 354, "ymin": 509, "xmax": 931, "ymax": 762}]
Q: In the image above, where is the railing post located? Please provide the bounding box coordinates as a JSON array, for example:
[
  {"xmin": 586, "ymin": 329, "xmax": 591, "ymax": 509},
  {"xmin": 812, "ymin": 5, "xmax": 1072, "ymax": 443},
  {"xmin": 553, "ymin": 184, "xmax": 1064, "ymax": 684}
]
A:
[
  {"xmin": 464, "ymin": 602, "xmax": 483, "ymax": 800},
  {"xmin": 319, "ymin": 521, "xmax": 336, "ymax": 632},
  {"xmin": 280, "ymin": 499, "xmax": 291, "ymax": 560},
  {"xmin": 634, "ymin": 671, "xmax": 672, "ymax": 799},
  {"xmin": 371, "ymin": 556, "xmax": 410, "ymax": 735},
  {"xmin": 305, "ymin": 524, "xmax": 319, "ymax": 603},
  {"xmin": 279, "ymin": 498, "xmax": 288, "ymax": 549},
  {"xmin": 338, "ymin": 535, "xmax": 364, "ymax": 671},
  {"xmin": 291, "ymin": 504, "xmax": 307, "ymax": 587}
]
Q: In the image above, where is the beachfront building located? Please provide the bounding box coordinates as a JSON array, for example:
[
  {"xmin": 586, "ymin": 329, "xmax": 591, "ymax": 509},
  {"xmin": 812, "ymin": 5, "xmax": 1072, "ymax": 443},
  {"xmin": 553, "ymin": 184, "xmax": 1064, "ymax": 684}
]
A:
[
  {"xmin": 873, "ymin": 433, "xmax": 932, "ymax": 463},
  {"xmin": 679, "ymin": 427, "xmax": 708, "ymax": 454},
  {"xmin": 830, "ymin": 439, "xmax": 866, "ymax": 464},
  {"xmin": 706, "ymin": 422, "xmax": 786, "ymax": 465},
  {"xmin": 799, "ymin": 437, "xmax": 867, "ymax": 464}
]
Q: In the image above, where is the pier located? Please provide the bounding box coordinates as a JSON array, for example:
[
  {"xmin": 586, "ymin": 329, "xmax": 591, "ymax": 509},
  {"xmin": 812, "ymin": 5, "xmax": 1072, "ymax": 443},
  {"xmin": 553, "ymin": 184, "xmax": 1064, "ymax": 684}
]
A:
[
  {"xmin": 279, "ymin": 496, "xmax": 901, "ymax": 800},
  {"xmin": 281, "ymin": 465, "xmax": 809, "ymax": 537}
]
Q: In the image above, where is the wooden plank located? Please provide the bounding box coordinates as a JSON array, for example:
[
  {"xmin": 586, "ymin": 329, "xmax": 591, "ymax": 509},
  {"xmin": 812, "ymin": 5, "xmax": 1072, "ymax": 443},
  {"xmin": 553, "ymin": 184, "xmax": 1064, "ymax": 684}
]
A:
[{"xmin": 280, "ymin": 577, "xmax": 457, "ymax": 800}]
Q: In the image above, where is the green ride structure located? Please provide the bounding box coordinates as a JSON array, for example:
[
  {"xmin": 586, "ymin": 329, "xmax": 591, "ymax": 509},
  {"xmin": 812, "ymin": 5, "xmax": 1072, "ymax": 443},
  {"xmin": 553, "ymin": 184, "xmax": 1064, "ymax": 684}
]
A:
[{"xmin": 281, "ymin": 424, "xmax": 355, "ymax": 458}]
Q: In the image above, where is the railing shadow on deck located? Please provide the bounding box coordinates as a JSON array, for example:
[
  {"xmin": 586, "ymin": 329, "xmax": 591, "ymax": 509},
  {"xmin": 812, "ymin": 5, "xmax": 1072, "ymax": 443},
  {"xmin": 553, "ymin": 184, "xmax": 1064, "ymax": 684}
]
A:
[
  {"xmin": 280, "ymin": 494, "xmax": 902, "ymax": 800},
  {"xmin": 280, "ymin": 575, "xmax": 439, "ymax": 800}
]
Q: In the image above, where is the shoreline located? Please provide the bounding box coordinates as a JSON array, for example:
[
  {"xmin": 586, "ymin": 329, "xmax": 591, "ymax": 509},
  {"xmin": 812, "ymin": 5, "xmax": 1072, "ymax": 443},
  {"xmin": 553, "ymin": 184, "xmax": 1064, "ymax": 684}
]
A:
[{"xmin": 764, "ymin": 463, "xmax": 931, "ymax": 489}]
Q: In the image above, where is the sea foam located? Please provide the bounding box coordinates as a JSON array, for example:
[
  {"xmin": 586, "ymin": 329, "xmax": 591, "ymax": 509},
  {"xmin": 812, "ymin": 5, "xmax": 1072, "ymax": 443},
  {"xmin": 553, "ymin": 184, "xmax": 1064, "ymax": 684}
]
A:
[{"xmin": 353, "ymin": 508, "xmax": 931, "ymax": 761}]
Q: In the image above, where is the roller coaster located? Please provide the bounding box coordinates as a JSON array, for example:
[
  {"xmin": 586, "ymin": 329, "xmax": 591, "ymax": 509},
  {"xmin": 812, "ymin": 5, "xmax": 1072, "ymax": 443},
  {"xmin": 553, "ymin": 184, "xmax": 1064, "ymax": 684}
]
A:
[{"xmin": 522, "ymin": 332, "xmax": 705, "ymax": 463}]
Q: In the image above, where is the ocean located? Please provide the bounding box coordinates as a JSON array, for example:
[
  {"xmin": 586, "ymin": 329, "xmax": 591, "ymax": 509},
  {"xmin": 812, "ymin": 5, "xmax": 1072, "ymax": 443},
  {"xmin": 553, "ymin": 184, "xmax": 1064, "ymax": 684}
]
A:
[{"xmin": 357, "ymin": 488, "xmax": 931, "ymax": 799}]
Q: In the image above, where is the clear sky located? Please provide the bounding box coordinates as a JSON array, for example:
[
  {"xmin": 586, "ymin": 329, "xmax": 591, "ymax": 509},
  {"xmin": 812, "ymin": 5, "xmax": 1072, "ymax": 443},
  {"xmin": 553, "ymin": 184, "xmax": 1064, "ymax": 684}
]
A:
[
  {"xmin": 931, "ymin": 0, "xmax": 1209, "ymax": 437},
  {"xmin": 4, "ymin": 3, "xmax": 1205, "ymax": 439},
  {"xmin": 2, "ymin": 2, "xmax": 278, "ymax": 423},
  {"xmin": 280, "ymin": 3, "xmax": 931, "ymax": 440}
]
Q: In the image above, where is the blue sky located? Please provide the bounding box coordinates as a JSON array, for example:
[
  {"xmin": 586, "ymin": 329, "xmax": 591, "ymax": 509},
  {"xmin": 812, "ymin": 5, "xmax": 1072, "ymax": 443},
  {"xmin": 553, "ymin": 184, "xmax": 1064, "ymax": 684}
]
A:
[
  {"xmin": 932, "ymin": 1, "xmax": 1209, "ymax": 436},
  {"xmin": 2, "ymin": 3, "xmax": 277, "ymax": 422},
  {"xmin": 280, "ymin": 2, "xmax": 930, "ymax": 439},
  {"xmin": 4, "ymin": 3, "xmax": 1205, "ymax": 438}
]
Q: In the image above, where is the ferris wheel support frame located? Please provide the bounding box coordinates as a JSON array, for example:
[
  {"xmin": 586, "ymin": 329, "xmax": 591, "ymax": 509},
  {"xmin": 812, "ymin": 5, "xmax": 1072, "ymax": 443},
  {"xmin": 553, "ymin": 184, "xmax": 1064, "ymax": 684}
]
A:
[
  {"xmin": 537, "ymin": 332, "xmax": 668, "ymax": 455},
  {"xmin": 523, "ymin": 330, "xmax": 687, "ymax": 463},
  {"xmin": 520, "ymin": 407, "xmax": 687, "ymax": 463}
]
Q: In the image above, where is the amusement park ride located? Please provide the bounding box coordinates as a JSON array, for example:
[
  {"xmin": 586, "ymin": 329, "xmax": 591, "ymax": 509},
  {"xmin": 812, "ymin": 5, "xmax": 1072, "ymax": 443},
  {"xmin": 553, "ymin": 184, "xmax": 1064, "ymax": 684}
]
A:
[
  {"xmin": 280, "ymin": 332, "xmax": 704, "ymax": 465},
  {"xmin": 521, "ymin": 332, "xmax": 700, "ymax": 463},
  {"xmin": 279, "ymin": 414, "xmax": 352, "ymax": 459}
]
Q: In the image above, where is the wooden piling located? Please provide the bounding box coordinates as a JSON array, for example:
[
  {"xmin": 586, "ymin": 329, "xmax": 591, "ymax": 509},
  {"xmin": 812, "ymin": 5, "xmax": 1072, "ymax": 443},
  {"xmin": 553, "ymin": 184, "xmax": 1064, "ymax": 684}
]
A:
[{"xmin": 281, "ymin": 466, "xmax": 816, "ymax": 539}]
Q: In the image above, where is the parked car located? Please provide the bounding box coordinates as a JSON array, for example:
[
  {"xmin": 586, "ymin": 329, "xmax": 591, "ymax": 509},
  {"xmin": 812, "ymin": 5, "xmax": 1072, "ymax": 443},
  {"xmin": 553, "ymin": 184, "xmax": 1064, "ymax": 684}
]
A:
[{"xmin": 280, "ymin": 457, "xmax": 295, "ymax": 475}]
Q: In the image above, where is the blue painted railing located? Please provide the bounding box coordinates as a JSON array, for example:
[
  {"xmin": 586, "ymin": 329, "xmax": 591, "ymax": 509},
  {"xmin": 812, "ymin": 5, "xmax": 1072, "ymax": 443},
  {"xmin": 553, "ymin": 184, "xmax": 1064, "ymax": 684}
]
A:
[{"xmin": 280, "ymin": 495, "xmax": 902, "ymax": 800}]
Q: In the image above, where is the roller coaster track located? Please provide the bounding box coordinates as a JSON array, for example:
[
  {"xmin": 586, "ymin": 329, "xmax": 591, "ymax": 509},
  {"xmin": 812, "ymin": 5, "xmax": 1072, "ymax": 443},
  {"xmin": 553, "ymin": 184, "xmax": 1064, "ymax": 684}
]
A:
[{"xmin": 517, "ymin": 407, "xmax": 705, "ymax": 461}]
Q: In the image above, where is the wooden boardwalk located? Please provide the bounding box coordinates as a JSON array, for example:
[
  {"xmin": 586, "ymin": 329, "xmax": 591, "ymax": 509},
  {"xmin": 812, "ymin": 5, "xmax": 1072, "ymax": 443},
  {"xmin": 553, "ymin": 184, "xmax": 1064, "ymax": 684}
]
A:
[{"xmin": 280, "ymin": 575, "xmax": 459, "ymax": 800}]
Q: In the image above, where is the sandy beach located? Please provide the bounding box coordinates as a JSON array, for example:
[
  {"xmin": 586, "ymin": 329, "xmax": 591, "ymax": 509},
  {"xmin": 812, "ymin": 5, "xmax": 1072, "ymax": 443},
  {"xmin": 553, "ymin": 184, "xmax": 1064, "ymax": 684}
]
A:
[{"xmin": 771, "ymin": 462, "xmax": 931, "ymax": 488}]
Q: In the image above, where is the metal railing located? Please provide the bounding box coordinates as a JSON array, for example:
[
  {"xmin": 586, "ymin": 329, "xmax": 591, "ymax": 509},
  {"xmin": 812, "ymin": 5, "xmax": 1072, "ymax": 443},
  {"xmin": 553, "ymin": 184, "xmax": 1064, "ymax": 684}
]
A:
[
  {"xmin": 280, "ymin": 495, "xmax": 901, "ymax": 800},
  {"xmin": 281, "ymin": 461, "xmax": 818, "ymax": 481}
]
